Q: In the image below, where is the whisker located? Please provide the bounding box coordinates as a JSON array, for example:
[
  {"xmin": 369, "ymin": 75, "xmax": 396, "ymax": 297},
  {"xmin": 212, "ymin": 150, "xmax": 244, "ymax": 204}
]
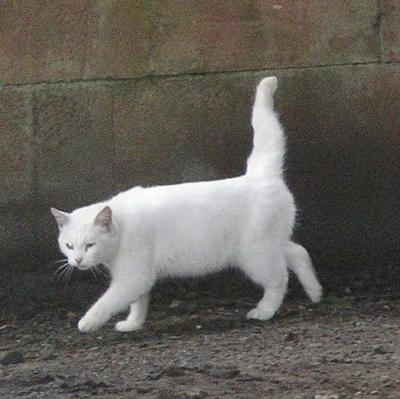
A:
[
  {"xmin": 54, "ymin": 264, "xmax": 69, "ymax": 278},
  {"xmin": 55, "ymin": 266, "xmax": 69, "ymax": 283},
  {"xmin": 89, "ymin": 267, "xmax": 98, "ymax": 281},
  {"xmin": 66, "ymin": 266, "xmax": 74, "ymax": 281},
  {"xmin": 93, "ymin": 265, "xmax": 109, "ymax": 284},
  {"xmin": 98, "ymin": 265, "xmax": 110, "ymax": 281},
  {"xmin": 55, "ymin": 263, "xmax": 69, "ymax": 272},
  {"xmin": 54, "ymin": 259, "xmax": 68, "ymax": 264},
  {"xmin": 54, "ymin": 262, "xmax": 74, "ymax": 285}
]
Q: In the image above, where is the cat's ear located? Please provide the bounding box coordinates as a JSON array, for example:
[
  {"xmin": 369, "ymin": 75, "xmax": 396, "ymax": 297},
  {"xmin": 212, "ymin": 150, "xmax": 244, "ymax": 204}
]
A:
[
  {"xmin": 94, "ymin": 206, "xmax": 112, "ymax": 232},
  {"xmin": 51, "ymin": 208, "xmax": 70, "ymax": 229}
]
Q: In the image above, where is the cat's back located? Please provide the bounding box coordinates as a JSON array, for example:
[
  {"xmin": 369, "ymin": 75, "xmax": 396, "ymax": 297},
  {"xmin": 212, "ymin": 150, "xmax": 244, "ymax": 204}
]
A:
[{"xmin": 110, "ymin": 175, "xmax": 293, "ymax": 222}]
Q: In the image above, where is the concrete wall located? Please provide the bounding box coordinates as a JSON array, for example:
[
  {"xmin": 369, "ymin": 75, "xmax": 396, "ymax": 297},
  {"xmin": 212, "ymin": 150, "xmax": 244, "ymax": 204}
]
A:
[{"xmin": 0, "ymin": 1, "xmax": 399, "ymax": 291}]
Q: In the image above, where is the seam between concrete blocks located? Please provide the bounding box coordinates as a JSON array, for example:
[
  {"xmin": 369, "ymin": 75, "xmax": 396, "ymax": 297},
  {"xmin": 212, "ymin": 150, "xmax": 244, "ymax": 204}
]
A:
[
  {"xmin": 374, "ymin": 0, "xmax": 383, "ymax": 63},
  {"xmin": 0, "ymin": 60, "xmax": 398, "ymax": 90}
]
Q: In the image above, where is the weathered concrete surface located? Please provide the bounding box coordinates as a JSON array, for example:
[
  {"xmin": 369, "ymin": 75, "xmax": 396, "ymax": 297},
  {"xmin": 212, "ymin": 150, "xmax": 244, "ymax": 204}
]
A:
[
  {"xmin": 33, "ymin": 83, "xmax": 114, "ymax": 206},
  {"xmin": 83, "ymin": 0, "xmax": 151, "ymax": 79},
  {"xmin": 152, "ymin": 0, "xmax": 380, "ymax": 74},
  {"xmin": 0, "ymin": 1, "xmax": 91, "ymax": 84},
  {"xmin": 0, "ymin": 1, "xmax": 382, "ymax": 84},
  {"xmin": 0, "ymin": 0, "xmax": 150, "ymax": 84},
  {"xmin": 382, "ymin": 0, "xmax": 400, "ymax": 61}
]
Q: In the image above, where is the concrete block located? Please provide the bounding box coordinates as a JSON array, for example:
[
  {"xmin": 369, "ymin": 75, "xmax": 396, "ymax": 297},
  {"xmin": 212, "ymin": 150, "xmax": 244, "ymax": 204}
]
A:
[
  {"xmin": 0, "ymin": 0, "xmax": 151, "ymax": 84},
  {"xmin": 0, "ymin": 0, "xmax": 90, "ymax": 84},
  {"xmin": 151, "ymin": 0, "xmax": 380, "ymax": 74}
]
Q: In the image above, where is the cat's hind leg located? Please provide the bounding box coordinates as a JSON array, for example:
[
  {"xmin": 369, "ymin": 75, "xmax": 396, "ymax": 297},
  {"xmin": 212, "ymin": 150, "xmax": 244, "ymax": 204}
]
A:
[
  {"xmin": 115, "ymin": 293, "xmax": 150, "ymax": 332},
  {"xmin": 286, "ymin": 242, "xmax": 322, "ymax": 303},
  {"xmin": 241, "ymin": 245, "xmax": 288, "ymax": 321}
]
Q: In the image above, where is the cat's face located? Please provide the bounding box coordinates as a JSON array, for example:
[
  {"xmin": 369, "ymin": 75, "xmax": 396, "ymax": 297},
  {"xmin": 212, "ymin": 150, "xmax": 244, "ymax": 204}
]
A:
[{"xmin": 51, "ymin": 206, "xmax": 118, "ymax": 270}]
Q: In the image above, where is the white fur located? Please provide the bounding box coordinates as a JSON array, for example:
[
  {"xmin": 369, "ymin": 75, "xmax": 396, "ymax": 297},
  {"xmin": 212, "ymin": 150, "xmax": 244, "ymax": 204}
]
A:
[{"xmin": 52, "ymin": 77, "xmax": 322, "ymax": 333}]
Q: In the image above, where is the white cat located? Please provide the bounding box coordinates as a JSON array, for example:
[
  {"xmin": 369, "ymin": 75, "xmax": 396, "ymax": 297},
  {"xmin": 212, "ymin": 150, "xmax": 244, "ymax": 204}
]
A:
[{"xmin": 51, "ymin": 77, "xmax": 322, "ymax": 333}]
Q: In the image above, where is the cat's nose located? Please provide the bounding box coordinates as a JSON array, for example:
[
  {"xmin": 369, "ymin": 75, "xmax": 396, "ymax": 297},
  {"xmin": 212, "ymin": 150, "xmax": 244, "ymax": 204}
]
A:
[{"xmin": 75, "ymin": 257, "xmax": 83, "ymax": 265}]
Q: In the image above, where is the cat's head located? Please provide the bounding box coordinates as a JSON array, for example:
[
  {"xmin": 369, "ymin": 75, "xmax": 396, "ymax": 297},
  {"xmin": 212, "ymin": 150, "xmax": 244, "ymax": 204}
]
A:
[{"xmin": 51, "ymin": 205, "xmax": 119, "ymax": 270}]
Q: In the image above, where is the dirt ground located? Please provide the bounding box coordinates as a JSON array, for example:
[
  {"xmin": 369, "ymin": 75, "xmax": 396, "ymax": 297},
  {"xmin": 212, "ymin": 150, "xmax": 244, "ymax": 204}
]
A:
[{"xmin": 1, "ymin": 289, "xmax": 400, "ymax": 399}]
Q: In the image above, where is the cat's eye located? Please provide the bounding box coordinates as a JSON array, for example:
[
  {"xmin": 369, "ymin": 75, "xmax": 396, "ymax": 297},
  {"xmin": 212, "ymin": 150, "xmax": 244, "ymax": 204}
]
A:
[
  {"xmin": 85, "ymin": 243, "xmax": 96, "ymax": 251},
  {"xmin": 65, "ymin": 243, "xmax": 74, "ymax": 250}
]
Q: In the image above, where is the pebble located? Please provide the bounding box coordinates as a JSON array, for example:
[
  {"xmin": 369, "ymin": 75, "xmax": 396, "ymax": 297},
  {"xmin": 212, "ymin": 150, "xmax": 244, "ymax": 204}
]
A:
[
  {"xmin": 373, "ymin": 345, "xmax": 387, "ymax": 354},
  {"xmin": 137, "ymin": 385, "xmax": 153, "ymax": 394},
  {"xmin": 285, "ymin": 332, "xmax": 297, "ymax": 341},
  {"xmin": 379, "ymin": 374, "xmax": 390, "ymax": 382},
  {"xmin": 185, "ymin": 388, "xmax": 208, "ymax": 398},
  {"xmin": 1, "ymin": 351, "xmax": 25, "ymax": 366},
  {"xmin": 163, "ymin": 365, "xmax": 185, "ymax": 377}
]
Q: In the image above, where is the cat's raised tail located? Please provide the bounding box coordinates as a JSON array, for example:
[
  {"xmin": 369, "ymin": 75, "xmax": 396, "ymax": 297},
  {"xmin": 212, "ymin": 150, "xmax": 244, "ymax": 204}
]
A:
[
  {"xmin": 246, "ymin": 76, "xmax": 285, "ymax": 178},
  {"xmin": 247, "ymin": 77, "xmax": 322, "ymax": 303}
]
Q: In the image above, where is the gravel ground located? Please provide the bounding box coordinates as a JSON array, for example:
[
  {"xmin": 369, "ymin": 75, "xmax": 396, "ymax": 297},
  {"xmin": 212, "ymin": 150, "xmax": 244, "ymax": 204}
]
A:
[{"xmin": 1, "ymin": 294, "xmax": 400, "ymax": 399}]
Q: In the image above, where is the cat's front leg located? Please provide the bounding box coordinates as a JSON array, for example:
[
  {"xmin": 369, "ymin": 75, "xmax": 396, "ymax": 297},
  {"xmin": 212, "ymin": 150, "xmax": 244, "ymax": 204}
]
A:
[
  {"xmin": 78, "ymin": 278, "xmax": 151, "ymax": 333},
  {"xmin": 78, "ymin": 303, "xmax": 109, "ymax": 333},
  {"xmin": 115, "ymin": 293, "xmax": 150, "ymax": 332}
]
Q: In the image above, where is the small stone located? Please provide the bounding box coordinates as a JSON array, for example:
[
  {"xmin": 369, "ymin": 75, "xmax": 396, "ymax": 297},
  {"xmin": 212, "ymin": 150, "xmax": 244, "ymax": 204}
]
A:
[
  {"xmin": 185, "ymin": 388, "xmax": 208, "ymax": 398},
  {"xmin": 137, "ymin": 385, "xmax": 153, "ymax": 394},
  {"xmin": 147, "ymin": 371, "xmax": 163, "ymax": 381},
  {"xmin": 1, "ymin": 350, "xmax": 25, "ymax": 365},
  {"xmin": 67, "ymin": 311, "xmax": 78, "ymax": 319},
  {"xmin": 237, "ymin": 372, "xmax": 261, "ymax": 381},
  {"xmin": 157, "ymin": 390, "xmax": 179, "ymax": 399},
  {"xmin": 164, "ymin": 366, "xmax": 185, "ymax": 377},
  {"xmin": 170, "ymin": 300, "xmax": 183, "ymax": 309},
  {"xmin": 207, "ymin": 367, "xmax": 240, "ymax": 379},
  {"xmin": 285, "ymin": 332, "xmax": 297, "ymax": 341},
  {"xmin": 371, "ymin": 391, "xmax": 379, "ymax": 395},
  {"xmin": 379, "ymin": 374, "xmax": 390, "ymax": 382},
  {"xmin": 373, "ymin": 345, "xmax": 387, "ymax": 354}
]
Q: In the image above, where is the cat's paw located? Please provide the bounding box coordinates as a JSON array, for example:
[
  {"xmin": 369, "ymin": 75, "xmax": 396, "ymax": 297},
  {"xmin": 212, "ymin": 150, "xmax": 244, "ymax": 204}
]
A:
[
  {"xmin": 78, "ymin": 313, "xmax": 104, "ymax": 333},
  {"xmin": 246, "ymin": 307, "xmax": 275, "ymax": 321},
  {"xmin": 308, "ymin": 285, "xmax": 323, "ymax": 303},
  {"xmin": 115, "ymin": 320, "xmax": 144, "ymax": 333}
]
